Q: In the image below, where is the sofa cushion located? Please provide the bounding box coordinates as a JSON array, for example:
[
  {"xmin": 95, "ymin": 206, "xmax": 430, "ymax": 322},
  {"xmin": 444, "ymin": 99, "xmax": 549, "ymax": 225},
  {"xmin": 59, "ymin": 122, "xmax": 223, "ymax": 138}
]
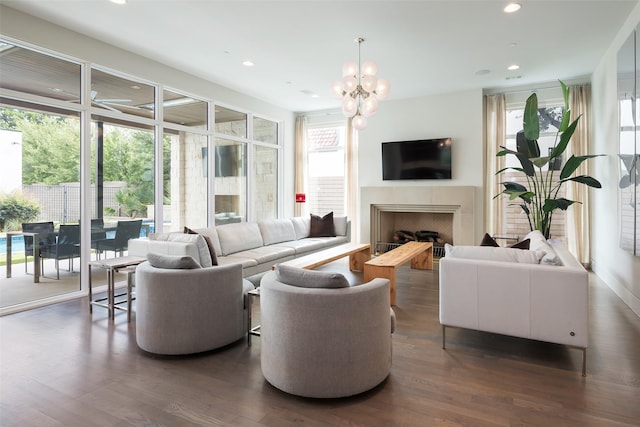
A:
[
  {"xmin": 151, "ymin": 232, "xmax": 213, "ymax": 267},
  {"xmin": 333, "ymin": 215, "xmax": 348, "ymax": 236},
  {"xmin": 275, "ymin": 264, "xmax": 350, "ymax": 288},
  {"xmin": 309, "ymin": 212, "xmax": 336, "ymax": 237},
  {"xmin": 291, "ymin": 216, "xmax": 310, "ymax": 240},
  {"xmin": 192, "ymin": 227, "xmax": 223, "ymax": 258},
  {"xmin": 258, "ymin": 219, "xmax": 296, "ymax": 245},
  {"xmin": 184, "ymin": 226, "xmax": 218, "ymax": 265},
  {"xmin": 525, "ymin": 230, "xmax": 562, "ymax": 265},
  {"xmin": 216, "ymin": 222, "xmax": 264, "ymax": 256},
  {"xmin": 444, "ymin": 244, "xmax": 543, "ymax": 264},
  {"xmin": 146, "ymin": 253, "xmax": 201, "ymax": 269}
]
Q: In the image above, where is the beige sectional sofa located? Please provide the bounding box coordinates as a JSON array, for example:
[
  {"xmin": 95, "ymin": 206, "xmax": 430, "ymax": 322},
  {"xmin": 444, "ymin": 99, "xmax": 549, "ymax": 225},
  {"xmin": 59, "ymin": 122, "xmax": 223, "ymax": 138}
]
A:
[
  {"xmin": 439, "ymin": 230, "xmax": 589, "ymax": 375},
  {"xmin": 129, "ymin": 215, "xmax": 350, "ymax": 277}
]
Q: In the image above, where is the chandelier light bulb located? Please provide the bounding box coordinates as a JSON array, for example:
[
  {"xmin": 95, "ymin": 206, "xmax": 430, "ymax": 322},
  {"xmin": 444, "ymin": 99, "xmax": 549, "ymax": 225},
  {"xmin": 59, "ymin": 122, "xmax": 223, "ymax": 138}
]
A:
[
  {"xmin": 362, "ymin": 60, "xmax": 378, "ymax": 76},
  {"xmin": 361, "ymin": 96, "xmax": 378, "ymax": 117},
  {"xmin": 361, "ymin": 74, "xmax": 378, "ymax": 92},
  {"xmin": 330, "ymin": 80, "xmax": 345, "ymax": 99},
  {"xmin": 342, "ymin": 75, "xmax": 358, "ymax": 92},
  {"xmin": 342, "ymin": 97, "xmax": 358, "ymax": 117},
  {"xmin": 352, "ymin": 114, "xmax": 368, "ymax": 130},
  {"xmin": 342, "ymin": 61, "xmax": 358, "ymax": 77},
  {"xmin": 374, "ymin": 78, "xmax": 390, "ymax": 100}
]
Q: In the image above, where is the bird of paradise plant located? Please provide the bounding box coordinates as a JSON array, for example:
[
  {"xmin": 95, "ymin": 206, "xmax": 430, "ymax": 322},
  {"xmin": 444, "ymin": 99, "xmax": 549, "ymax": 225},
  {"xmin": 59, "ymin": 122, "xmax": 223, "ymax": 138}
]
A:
[{"xmin": 495, "ymin": 81, "xmax": 603, "ymax": 239}]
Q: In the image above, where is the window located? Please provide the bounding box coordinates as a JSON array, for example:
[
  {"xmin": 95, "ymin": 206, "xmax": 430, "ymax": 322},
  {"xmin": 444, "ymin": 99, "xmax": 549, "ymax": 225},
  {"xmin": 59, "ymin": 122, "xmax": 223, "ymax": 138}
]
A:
[
  {"xmin": 306, "ymin": 125, "xmax": 346, "ymax": 216},
  {"xmin": 0, "ymin": 37, "xmax": 282, "ymax": 311}
]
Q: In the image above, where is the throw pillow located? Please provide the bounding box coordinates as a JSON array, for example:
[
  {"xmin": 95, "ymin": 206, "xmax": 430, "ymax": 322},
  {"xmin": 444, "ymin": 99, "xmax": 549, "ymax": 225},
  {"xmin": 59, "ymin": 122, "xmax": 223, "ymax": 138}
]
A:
[
  {"xmin": 184, "ymin": 226, "xmax": 218, "ymax": 265},
  {"xmin": 275, "ymin": 264, "xmax": 349, "ymax": 288},
  {"xmin": 480, "ymin": 233, "xmax": 500, "ymax": 247},
  {"xmin": 509, "ymin": 238, "xmax": 530, "ymax": 250},
  {"xmin": 309, "ymin": 212, "xmax": 336, "ymax": 237},
  {"xmin": 480, "ymin": 233, "xmax": 530, "ymax": 250},
  {"xmin": 146, "ymin": 252, "xmax": 201, "ymax": 269}
]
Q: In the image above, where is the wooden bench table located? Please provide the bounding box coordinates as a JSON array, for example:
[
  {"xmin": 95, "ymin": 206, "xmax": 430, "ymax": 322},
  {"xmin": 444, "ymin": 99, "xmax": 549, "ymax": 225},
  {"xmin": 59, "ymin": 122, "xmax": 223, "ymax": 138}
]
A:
[
  {"xmin": 364, "ymin": 241, "xmax": 433, "ymax": 305},
  {"xmin": 276, "ymin": 243, "xmax": 371, "ymax": 271}
]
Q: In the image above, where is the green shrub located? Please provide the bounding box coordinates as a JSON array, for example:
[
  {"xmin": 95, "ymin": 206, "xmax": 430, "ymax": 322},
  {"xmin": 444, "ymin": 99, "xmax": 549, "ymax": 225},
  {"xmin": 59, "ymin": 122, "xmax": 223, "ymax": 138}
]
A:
[{"xmin": 0, "ymin": 193, "xmax": 40, "ymax": 231}]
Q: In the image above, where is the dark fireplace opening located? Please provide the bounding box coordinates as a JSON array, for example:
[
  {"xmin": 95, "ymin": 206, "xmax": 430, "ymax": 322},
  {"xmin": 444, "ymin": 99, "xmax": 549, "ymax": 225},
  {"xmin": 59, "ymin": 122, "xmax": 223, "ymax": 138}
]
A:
[{"xmin": 375, "ymin": 211, "xmax": 452, "ymax": 258}]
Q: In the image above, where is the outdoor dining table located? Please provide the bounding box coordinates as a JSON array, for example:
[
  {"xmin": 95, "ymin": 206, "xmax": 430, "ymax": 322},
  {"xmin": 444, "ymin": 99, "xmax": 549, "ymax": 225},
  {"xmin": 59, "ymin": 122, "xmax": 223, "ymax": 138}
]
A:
[{"xmin": 5, "ymin": 230, "xmax": 56, "ymax": 283}]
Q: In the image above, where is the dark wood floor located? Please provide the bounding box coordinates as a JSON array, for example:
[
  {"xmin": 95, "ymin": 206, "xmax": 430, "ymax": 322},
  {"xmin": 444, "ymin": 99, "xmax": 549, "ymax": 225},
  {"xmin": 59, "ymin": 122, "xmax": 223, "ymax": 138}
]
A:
[{"xmin": 1, "ymin": 261, "xmax": 639, "ymax": 426}]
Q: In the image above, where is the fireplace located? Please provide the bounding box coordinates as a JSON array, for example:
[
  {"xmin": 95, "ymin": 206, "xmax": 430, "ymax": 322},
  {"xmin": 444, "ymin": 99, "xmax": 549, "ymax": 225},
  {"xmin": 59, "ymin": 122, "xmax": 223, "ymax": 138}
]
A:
[{"xmin": 360, "ymin": 186, "xmax": 477, "ymax": 250}]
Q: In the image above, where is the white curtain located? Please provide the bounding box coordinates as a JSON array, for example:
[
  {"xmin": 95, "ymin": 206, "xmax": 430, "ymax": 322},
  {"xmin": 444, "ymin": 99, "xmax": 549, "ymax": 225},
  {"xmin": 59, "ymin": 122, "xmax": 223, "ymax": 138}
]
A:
[
  {"xmin": 484, "ymin": 94, "xmax": 507, "ymax": 236},
  {"xmin": 345, "ymin": 118, "xmax": 358, "ymax": 242},
  {"xmin": 294, "ymin": 116, "xmax": 307, "ymax": 217},
  {"xmin": 567, "ymin": 84, "xmax": 591, "ymax": 266}
]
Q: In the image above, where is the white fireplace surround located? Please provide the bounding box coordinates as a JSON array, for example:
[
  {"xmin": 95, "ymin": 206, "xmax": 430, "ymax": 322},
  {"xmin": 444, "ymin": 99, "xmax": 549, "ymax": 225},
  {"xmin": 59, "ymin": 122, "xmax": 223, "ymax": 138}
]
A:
[{"xmin": 360, "ymin": 186, "xmax": 476, "ymax": 247}]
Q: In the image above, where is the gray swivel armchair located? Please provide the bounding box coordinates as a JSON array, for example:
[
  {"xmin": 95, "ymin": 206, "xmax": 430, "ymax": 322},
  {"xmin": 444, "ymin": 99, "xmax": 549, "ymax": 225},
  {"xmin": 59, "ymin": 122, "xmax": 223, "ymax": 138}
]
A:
[
  {"xmin": 135, "ymin": 257, "xmax": 254, "ymax": 355},
  {"xmin": 259, "ymin": 265, "xmax": 395, "ymax": 398}
]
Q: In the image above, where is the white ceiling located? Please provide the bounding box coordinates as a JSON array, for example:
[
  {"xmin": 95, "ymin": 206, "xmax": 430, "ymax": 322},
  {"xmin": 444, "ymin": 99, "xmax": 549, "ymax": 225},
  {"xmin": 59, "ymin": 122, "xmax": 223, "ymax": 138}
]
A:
[{"xmin": 3, "ymin": 0, "xmax": 637, "ymax": 113}]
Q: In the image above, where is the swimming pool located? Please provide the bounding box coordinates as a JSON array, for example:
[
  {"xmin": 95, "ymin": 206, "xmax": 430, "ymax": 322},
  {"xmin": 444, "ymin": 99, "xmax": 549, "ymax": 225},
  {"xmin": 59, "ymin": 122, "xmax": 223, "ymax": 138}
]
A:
[{"xmin": 0, "ymin": 224, "xmax": 154, "ymax": 255}]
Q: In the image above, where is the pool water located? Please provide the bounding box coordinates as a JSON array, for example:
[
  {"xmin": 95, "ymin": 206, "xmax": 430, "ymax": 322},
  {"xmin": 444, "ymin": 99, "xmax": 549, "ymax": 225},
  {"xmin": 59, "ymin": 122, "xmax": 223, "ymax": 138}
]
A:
[
  {"xmin": 0, "ymin": 236, "xmax": 25, "ymax": 255},
  {"xmin": 0, "ymin": 225, "xmax": 153, "ymax": 255}
]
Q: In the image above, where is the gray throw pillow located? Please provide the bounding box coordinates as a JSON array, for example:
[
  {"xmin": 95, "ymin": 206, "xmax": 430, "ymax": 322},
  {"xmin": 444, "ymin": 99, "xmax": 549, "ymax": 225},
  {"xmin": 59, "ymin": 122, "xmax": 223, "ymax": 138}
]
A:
[
  {"xmin": 146, "ymin": 252, "xmax": 201, "ymax": 269},
  {"xmin": 275, "ymin": 264, "xmax": 349, "ymax": 288},
  {"xmin": 184, "ymin": 226, "xmax": 218, "ymax": 265}
]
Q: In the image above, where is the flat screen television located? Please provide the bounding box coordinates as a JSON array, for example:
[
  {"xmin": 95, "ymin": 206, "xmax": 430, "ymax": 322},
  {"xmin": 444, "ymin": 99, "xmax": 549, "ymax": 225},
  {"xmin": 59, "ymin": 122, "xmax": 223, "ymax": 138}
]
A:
[{"xmin": 382, "ymin": 138, "xmax": 452, "ymax": 180}]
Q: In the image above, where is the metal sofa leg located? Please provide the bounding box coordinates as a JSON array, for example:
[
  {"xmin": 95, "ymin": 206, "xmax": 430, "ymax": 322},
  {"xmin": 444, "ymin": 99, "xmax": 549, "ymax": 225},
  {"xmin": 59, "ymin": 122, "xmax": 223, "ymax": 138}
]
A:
[{"xmin": 442, "ymin": 324, "xmax": 446, "ymax": 349}]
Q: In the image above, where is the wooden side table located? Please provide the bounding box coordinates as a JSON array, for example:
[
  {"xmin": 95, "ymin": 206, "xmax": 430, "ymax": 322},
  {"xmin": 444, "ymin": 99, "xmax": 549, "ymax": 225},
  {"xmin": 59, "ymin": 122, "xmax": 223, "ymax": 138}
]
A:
[{"xmin": 88, "ymin": 255, "xmax": 145, "ymax": 321}]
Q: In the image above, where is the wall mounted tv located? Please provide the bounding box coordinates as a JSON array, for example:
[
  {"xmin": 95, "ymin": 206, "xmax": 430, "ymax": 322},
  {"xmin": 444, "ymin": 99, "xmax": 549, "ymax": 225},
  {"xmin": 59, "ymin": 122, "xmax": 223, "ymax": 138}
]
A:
[{"xmin": 382, "ymin": 138, "xmax": 452, "ymax": 180}]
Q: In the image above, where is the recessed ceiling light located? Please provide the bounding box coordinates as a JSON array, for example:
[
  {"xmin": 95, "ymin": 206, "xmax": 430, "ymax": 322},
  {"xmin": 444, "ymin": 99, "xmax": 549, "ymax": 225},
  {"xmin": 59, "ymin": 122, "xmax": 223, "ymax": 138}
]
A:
[
  {"xmin": 300, "ymin": 89, "xmax": 319, "ymax": 98},
  {"xmin": 475, "ymin": 69, "xmax": 491, "ymax": 76},
  {"xmin": 504, "ymin": 3, "xmax": 521, "ymax": 13},
  {"xmin": 110, "ymin": 0, "xmax": 126, "ymax": 5},
  {"xmin": 242, "ymin": 60, "xmax": 254, "ymax": 67},
  {"xmin": 508, "ymin": 64, "xmax": 520, "ymax": 71}
]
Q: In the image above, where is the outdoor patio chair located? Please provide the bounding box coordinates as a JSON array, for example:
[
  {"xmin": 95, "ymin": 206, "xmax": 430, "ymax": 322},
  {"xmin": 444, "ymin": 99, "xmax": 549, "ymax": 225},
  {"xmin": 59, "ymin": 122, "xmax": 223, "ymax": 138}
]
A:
[
  {"xmin": 93, "ymin": 219, "xmax": 142, "ymax": 259},
  {"xmin": 22, "ymin": 221, "xmax": 56, "ymax": 274},
  {"xmin": 40, "ymin": 224, "xmax": 81, "ymax": 280}
]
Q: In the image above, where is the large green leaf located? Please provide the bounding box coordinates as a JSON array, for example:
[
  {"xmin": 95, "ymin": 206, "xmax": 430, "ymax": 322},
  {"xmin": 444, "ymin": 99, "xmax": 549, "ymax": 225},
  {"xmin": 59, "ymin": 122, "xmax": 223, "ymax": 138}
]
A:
[
  {"xmin": 524, "ymin": 93, "xmax": 540, "ymax": 141},
  {"xmin": 562, "ymin": 175, "xmax": 602, "ymax": 188},
  {"xmin": 559, "ymin": 80, "xmax": 571, "ymax": 132},
  {"xmin": 516, "ymin": 130, "xmax": 540, "ymax": 159},
  {"xmin": 560, "ymin": 154, "xmax": 604, "ymax": 179},
  {"xmin": 502, "ymin": 181, "xmax": 528, "ymax": 192},
  {"xmin": 543, "ymin": 198, "xmax": 577, "ymax": 212},
  {"xmin": 516, "ymin": 153, "xmax": 535, "ymax": 176},
  {"xmin": 497, "ymin": 146, "xmax": 534, "ymax": 176},
  {"xmin": 495, "ymin": 166, "xmax": 524, "ymax": 175},
  {"xmin": 550, "ymin": 116, "xmax": 579, "ymax": 159},
  {"xmin": 531, "ymin": 156, "xmax": 550, "ymax": 168}
]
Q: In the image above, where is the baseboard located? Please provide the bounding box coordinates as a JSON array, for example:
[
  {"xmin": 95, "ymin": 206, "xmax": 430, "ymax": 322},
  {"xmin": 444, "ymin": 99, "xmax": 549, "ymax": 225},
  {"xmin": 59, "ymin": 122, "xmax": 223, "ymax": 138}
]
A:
[{"xmin": 592, "ymin": 259, "xmax": 640, "ymax": 318}]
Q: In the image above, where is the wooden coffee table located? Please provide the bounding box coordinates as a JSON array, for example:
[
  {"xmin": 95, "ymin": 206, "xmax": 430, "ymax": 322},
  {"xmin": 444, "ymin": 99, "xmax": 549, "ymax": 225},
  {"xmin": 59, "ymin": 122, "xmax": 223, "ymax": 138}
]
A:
[
  {"xmin": 276, "ymin": 243, "xmax": 371, "ymax": 271},
  {"xmin": 364, "ymin": 241, "xmax": 433, "ymax": 305}
]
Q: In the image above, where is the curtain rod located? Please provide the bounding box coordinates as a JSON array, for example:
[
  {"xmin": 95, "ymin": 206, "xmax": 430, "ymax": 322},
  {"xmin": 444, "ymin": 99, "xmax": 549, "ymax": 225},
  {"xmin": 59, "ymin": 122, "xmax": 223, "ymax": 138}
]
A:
[{"xmin": 484, "ymin": 77, "xmax": 590, "ymax": 96}]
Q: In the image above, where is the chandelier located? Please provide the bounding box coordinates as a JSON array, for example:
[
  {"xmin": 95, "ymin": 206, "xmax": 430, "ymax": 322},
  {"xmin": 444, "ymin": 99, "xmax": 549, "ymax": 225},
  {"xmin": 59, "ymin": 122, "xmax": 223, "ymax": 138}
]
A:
[{"xmin": 330, "ymin": 37, "xmax": 390, "ymax": 130}]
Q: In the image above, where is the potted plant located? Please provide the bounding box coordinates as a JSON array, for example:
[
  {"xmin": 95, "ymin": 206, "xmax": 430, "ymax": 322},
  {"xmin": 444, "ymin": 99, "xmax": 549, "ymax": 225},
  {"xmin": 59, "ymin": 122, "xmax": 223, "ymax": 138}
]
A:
[{"xmin": 495, "ymin": 81, "xmax": 603, "ymax": 239}]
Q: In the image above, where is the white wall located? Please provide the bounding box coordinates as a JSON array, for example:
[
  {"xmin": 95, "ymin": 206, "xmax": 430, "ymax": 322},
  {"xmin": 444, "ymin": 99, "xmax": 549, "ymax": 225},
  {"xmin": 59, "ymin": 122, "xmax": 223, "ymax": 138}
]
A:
[
  {"xmin": 0, "ymin": 129, "xmax": 22, "ymax": 194},
  {"xmin": 357, "ymin": 89, "xmax": 485, "ymax": 243},
  {"xmin": 0, "ymin": 5, "xmax": 297, "ymax": 217},
  {"xmin": 592, "ymin": 3, "xmax": 640, "ymax": 316}
]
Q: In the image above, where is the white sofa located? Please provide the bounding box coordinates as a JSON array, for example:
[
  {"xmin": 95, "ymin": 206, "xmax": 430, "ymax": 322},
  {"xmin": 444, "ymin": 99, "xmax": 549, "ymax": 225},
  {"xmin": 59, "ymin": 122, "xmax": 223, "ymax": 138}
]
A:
[
  {"xmin": 439, "ymin": 230, "xmax": 589, "ymax": 375},
  {"xmin": 128, "ymin": 215, "xmax": 350, "ymax": 277}
]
